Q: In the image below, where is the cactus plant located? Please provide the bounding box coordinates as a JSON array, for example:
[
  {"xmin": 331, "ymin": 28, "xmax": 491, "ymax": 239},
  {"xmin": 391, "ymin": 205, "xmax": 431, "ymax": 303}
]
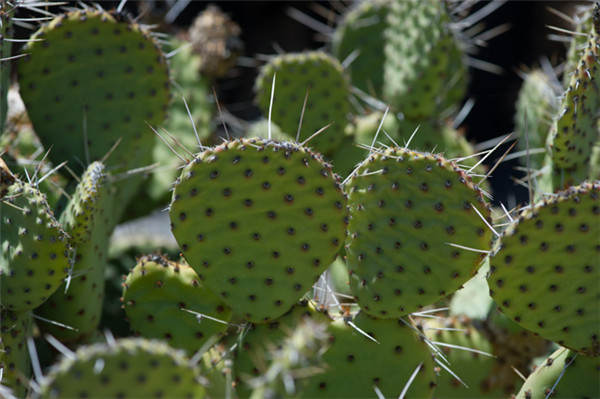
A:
[{"xmin": 169, "ymin": 137, "xmax": 349, "ymax": 323}]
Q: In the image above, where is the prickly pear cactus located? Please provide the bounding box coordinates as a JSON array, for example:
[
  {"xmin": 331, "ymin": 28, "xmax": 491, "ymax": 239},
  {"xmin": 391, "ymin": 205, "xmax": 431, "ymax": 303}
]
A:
[
  {"xmin": 515, "ymin": 347, "xmax": 600, "ymax": 399},
  {"xmin": 35, "ymin": 162, "xmax": 110, "ymax": 341},
  {"xmin": 301, "ymin": 312, "xmax": 436, "ymax": 398},
  {"xmin": 422, "ymin": 316, "xmax": 502, "ymax": 398},
  {"xmin": 332, "ymin": 0, "xmax": 388, "ymax": 98},
  {"xmin": 36, "ymin": 337, "xmax": 206, "ymax": 398},
  {"xmin": 488, "ymin": 181, "xmax": 600, "ymax": 356},
  {"xmin": 16, "ymin": 8, "xmax": 170, "ymax": 174},
  {"xmin": 345, "ymin": 147, "xmax": 492, "ymax": 318},
  {"xmin": 0, "ymin": 309, "xmax": 33, "ymax": 398},
  {"xmin": 122, "ymin": 254, "xmax": 232, "ymax": 354},
  {"xmin": 514, "ymin": 69, "xmax": 560, "ymax": 171},
  {"xmin": 1, "ymin": 180, "xmax": 71, "ymax": 311},
  {"xmin": 383, "ymin": 0, "xmax": 455, "ymax": 120},
  {"xmin": 549, "ymin": 13, "xmax": 600, "ymax": 179},
  {"xmin": 169, "ymin": 138, "xmax": 348, "ymax": 323},
  {"xmin": 255, "ymin": 52, "xmax": 351, "ymax": 155},
  {"xmin": 232, "ymin": 300, "xmax": 331, "ymax": 397}
]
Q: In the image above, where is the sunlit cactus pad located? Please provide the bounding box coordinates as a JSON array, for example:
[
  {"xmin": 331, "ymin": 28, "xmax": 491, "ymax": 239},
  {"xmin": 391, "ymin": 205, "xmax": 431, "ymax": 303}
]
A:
[
  {"xmin": 345, "ymin": 147, "xmax": 492, "ymax": 318},
  {"xmin": 36, "ymin": 337, "xmax": 205, "ymax": 398},
  {"xmin": 169, "ymin": 138, "xmax": 348, "ymax": 322},
  {"xmin": 17, "ymin": 8, "xmax": 170, "ymax": 173},
  {"xmin": 255, "ymin": 51, "xmax": 350, "ymax": 155},
  {"xmin": 122, "ymin": 254, "xmax": 232, "ymax": 354},
  {"xmin": 488, "ymin": 181, "xmax": 600, "ymax": 356},
  {"xmin": 1, "ymin": 180, "xmax": 71, "ymax": 311}
]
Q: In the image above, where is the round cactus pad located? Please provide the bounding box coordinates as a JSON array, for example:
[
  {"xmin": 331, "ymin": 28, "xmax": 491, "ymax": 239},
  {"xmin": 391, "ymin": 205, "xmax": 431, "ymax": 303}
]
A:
[
  {"xmin": 488, "ymin": 181, "xmax": 600, "ymax": 356},
  {"xmin": 345, "ymin": 147, "xmax": 492, "ymax": 318},
  {"xmin": 169, "ymin": 138, "xmax": 348, "ymax": 323},
  {"xmin": 122, "ymin": 255, "xmax": 232, "ymax": 354},
  {"xmin": 37, "ymin": 337, "xmax": 205, "ymax": 398},
  {"xmin": 17, "ymin": 9, "xmax": 170, "ymax": 174},
  {"xmin": 255, "ymin": 52, "xmax": 350, "ymax": 155}
]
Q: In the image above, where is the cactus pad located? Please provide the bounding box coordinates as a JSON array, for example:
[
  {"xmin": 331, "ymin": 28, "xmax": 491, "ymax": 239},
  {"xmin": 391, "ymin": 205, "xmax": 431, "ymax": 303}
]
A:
[
  {"xmin": 169, "ymin": 138, "xmax": 348, "ymax": 322},
  {"xmin": 550, "ymin": 22, "xmax": 600, "ymax": 171},
  {"xmin": 515, "ymin": 347, "xmax": 600, "ymax": 399},
  {"xmin": 382, "ymin": 0, "xmax": 454, "ymax": 119},
  {"xmin": 255, "ymin": 52, "xmax": 350, "ymax": 155},
  {"xmin": 17, "ymin": 8, "xmax": 170, "ymax": 174},
  {"xmin": 488, "ymin": 181, "xmax": 600, "ymax": 356},
  {"xmin": 122, "ymin": 254, "xmax": 232, "ymax": 354},
  {"xmin": 345, "ymin": 147, "xmax": 492, "ymax": 318},
  {"xmin": 0, "ymin": 309, "xmax": 33, "ymax": 397},
  {"xmin": 301, "ymin": 312, "xmax": 436, "ymax": 398},
  {"xmin": 1, "ymin": 180, "xmax": 71, "ymax": 311},
  {"xmin": 35, "ymin": 162, "xmax": 110, "ymax": 341},
  {"xmin": 37, "ymin": 337, "xmax": 205, "ymax": 398}
]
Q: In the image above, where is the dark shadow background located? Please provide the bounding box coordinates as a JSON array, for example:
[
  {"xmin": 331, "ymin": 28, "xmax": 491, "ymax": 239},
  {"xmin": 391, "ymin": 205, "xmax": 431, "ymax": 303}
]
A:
[
  {"xmin": 156, "ymin": 0, "xmax": 586, "ymax": 207},
  {"xmin": 13, "ymin": 1, "xmax": 589, "ymax": 207}
]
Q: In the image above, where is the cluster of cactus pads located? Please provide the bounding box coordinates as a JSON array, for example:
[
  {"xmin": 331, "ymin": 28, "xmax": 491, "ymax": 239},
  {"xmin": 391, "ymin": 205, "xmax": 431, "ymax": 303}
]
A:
[{"xmin": 1, "ymin": 1, "xmax": 599, "ymax": 398}]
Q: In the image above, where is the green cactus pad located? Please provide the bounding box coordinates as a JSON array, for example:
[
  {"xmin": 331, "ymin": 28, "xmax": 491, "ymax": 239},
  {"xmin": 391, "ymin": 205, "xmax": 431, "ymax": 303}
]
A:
[
  {"xmin": 169, "ymin": 138, "xmax": 348, "ymax": 323},
  {"xmin": 35, "ymin": 162, "xmax": 110, "ymax": 341},
  {"xmin": 1, "ymin": 180, "xmax": 71, "ymax": 311},
  {"xmin": 36, "ymin": 337, "xmax": 205, "ymax": 398},
  {"xmin": 255, "ymin": 51, "xmax": 350, "ymax": 155},
  {"xmin": 0, "ymin": 309, "xmax": 33, "ymax": 398},
  {"xmin": 302, "ymin": 312, "xmax": 436, "ymax": 398},
  {"xmin": 17, "ymin": 8, "xmax": 170, "ymax": 174},
  {"xmin": 332, "ymin": 0, "xmax": 388, "ymax": 98},
  {"xmin": 122, "ymin": 254, "xmax": 232, "ymax": 355},
  {"xmin": 514, "ymin": 70, "xmax": 560, "ymax": 172},
  {"xmin": 232, "ymin": 301, "xmax": 331, "ymax": 397},
  {"xmin": 488, "ymin": 181, "xmax": 600, "ymax": 356},
  {"xmin": 423, "ymin": 316, "xmax": 503, "ymax": 398},
  {"xmin": 515, "ymin": 347, "xmax": 600, "ymax": 399},
  {"xmin": 550, "ymin": 22, "xmax": 600, "ymax": 171},
  {"xmin": 382, "ymin": 0, "xmax": 454, "ymax": 119},
  {"xmin": 346, "ymin": 147, "xmax": 492, "ymax": 318}
]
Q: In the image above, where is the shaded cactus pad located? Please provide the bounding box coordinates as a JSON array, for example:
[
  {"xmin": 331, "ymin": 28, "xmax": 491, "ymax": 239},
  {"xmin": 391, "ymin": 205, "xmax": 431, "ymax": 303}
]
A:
[
  {"xmin": 1, "ymin": 181, "xmax": 71, "ymax": 311},
  {"xmin": 489, "ymin": 181, "xmax": 600, "ymax": 356},
  {"xmin": 17, "ymin": 8, "xmax": 170, "ymax": 174}
]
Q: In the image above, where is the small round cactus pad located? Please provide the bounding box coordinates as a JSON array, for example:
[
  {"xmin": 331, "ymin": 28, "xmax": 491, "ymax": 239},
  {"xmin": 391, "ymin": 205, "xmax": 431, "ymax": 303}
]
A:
[
  {"xmin": 169, "ymin": 138, "xmax": 348, "ymax": 323},
  {"xmin": 489, "ymin": 181, "xmax": 600, "ymax": 356},
  {"xmin": 345, "ymin": 147, "xmax": 492, "ymax": 318}
]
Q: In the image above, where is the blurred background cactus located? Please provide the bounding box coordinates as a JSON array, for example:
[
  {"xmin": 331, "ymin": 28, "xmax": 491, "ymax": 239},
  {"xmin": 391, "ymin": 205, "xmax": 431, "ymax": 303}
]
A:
[{"xmin": 1, "ymin": 1, "xmax": 599, "ymax": 398}]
